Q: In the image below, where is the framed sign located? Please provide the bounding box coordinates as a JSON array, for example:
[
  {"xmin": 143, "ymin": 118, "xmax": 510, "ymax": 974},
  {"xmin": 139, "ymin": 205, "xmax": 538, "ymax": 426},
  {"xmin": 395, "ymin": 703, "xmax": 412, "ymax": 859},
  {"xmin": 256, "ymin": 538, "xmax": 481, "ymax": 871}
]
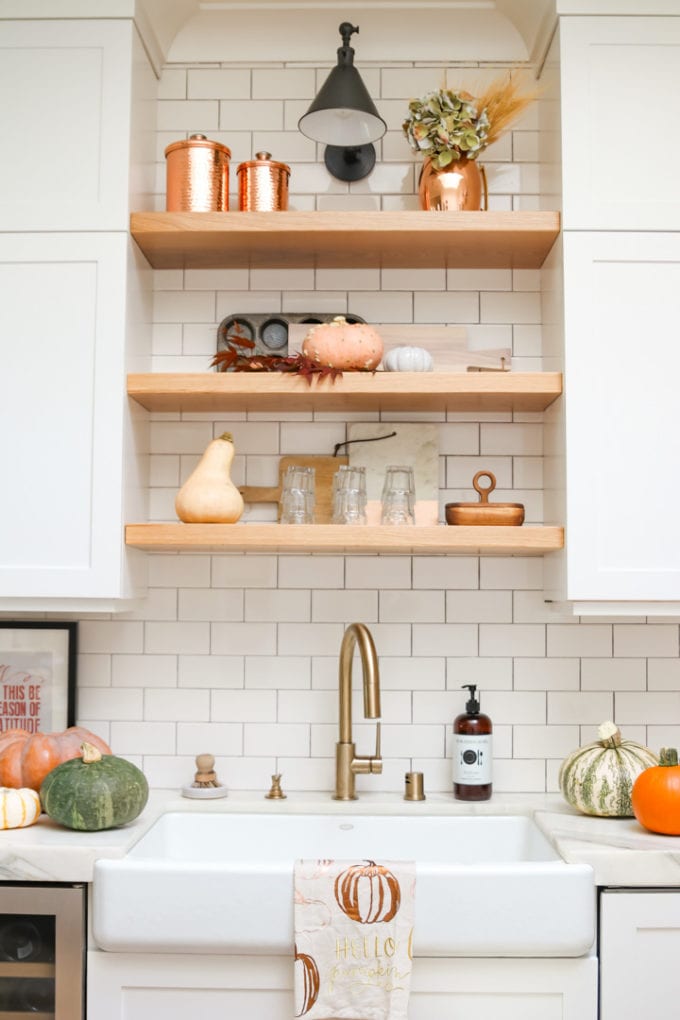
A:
[{"xmin": 0, "ymin": 622, "xmax": 76, "ymax": 734}]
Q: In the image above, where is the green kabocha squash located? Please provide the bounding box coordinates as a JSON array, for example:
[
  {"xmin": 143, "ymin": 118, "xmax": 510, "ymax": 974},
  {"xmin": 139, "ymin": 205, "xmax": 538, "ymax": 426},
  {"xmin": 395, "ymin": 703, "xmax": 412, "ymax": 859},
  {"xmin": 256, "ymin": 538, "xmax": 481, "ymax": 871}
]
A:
[
  {"xmin": 39, "ymin": 742, "xmax": 148, "ymax": 831},
  {"xmin": 559, "ymin": 721, "xmax": 658, "ymax": 818}
]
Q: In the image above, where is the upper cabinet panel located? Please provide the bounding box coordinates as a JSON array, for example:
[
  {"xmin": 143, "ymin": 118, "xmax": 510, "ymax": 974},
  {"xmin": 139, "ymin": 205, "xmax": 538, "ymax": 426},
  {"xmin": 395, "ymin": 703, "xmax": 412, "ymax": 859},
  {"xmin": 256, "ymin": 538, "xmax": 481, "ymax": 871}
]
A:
[
  {"xmin": 560, "ymin": 16, "xmax": 680, "ymax": 230},
  {"xmin": 0, "ymin": 19, "xmax": 134, "ymax": 230}
]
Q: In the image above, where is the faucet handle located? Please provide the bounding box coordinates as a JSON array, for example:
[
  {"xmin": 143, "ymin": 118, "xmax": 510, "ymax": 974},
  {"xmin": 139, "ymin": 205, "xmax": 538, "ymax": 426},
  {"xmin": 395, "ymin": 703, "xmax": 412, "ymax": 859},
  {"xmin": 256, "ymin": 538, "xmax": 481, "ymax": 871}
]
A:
[{"xmin": 370, "ymin": 721, "xmax": 383, "ymax": 775}]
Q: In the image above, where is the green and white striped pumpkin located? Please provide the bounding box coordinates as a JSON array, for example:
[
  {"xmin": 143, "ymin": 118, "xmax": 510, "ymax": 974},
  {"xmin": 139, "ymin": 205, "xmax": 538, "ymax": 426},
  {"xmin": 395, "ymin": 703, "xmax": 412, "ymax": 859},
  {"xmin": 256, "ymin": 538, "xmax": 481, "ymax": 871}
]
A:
[{"xmin": 559, "ymin": 721, "xmax": 658, "ymax": 817}]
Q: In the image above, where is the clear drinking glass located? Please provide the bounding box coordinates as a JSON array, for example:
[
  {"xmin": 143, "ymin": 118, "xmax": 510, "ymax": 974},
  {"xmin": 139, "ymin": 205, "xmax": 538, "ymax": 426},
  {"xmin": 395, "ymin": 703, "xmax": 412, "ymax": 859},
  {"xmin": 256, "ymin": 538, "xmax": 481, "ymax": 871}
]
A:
[
  {"xmin": 381, "ymin": 464, "xmax": 415, "ymax": 525},
  {"xmin": 280, "ymin": 465, "xmax": 315, "ymax": 524},
  {"xmin": 332, "ymin": 465, "xmax": 367, "ymax": 525}
]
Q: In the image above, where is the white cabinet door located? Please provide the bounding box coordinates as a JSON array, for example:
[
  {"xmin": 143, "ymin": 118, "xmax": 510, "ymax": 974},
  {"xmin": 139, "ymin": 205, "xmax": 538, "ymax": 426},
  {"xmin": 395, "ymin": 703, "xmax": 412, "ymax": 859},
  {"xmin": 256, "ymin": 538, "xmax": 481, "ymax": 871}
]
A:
[
  {"xmin": 0, "ymin": 232, "xmax": 146, "ymax": 606},
  {"xmin": 559, "ymin": 231, "xmax": 680, "ymax": 606},
  {"xmin": 87, "ymin": 951, "xmax": 597, "ymax": 1020},
  {"xmin": 0, "ymin": 19, "xmax": 134, "ymax": 230},
  {"xmin": 600, "ymin": 890, "xmax": 680, "ymax": 1018},
  {"xmin": 560, "ymin": 16, "xmax": 680, "ymax": 230}
]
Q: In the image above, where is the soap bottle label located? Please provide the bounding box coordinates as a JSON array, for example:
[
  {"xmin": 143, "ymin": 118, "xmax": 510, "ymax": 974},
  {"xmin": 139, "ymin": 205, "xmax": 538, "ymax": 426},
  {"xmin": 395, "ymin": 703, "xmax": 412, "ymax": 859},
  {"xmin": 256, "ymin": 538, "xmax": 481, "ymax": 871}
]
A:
[{"xmin": 453, "ymin": 733, "xmax": 492, "ymax": 785}]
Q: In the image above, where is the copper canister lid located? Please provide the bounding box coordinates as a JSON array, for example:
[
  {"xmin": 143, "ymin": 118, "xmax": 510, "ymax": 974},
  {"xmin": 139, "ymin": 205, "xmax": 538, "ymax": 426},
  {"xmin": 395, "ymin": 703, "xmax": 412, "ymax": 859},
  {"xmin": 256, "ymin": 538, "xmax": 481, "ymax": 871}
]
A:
[
  {"xmin": 237, "ymin": 151, "xmax": 290, "ymax": 211},
  {"xmin": 164, "ymin": 133, "xmax": 231, "ymax": 159}
]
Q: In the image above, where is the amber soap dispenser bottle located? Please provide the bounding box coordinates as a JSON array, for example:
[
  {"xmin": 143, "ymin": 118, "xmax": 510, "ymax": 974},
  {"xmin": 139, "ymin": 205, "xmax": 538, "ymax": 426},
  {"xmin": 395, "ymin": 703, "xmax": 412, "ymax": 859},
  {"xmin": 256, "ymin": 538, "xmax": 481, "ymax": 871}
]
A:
[{"xmin": 453, "ymin": 684, "xmax": 492, "ymax": 801}]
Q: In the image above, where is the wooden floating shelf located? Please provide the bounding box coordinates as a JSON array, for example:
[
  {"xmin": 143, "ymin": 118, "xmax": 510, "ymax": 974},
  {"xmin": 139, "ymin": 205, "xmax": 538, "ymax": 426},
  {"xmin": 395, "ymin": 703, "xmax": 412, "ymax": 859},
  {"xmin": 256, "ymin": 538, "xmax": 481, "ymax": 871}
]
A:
[
  {"xmin": 127, "ymin": 371, "xmax": 562, "ymax": 414},
  {"xmin": 125, "ymin": 524, "xmax": 564, "ymax": 556},
  {"xmin": 129, "ymin": 210, "xmax": 561, "ymax": 270}
]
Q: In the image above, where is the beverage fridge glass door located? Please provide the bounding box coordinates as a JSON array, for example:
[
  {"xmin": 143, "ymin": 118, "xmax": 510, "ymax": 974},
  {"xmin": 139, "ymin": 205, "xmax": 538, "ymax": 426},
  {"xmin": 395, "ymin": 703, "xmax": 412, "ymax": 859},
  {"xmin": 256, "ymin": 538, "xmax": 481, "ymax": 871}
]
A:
[{"xmin": 0, "ymin": 884, "xmax": 85, "ymax": 1019}]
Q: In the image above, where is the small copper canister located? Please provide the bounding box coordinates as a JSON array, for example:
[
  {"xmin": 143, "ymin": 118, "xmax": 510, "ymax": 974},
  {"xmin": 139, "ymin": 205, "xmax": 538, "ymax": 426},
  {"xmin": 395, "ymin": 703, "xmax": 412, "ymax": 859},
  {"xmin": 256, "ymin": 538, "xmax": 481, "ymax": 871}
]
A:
[
  {"xmin": 165, "ymin": 134, "xmax": 231, "ymax": 212},
  {"xmin": 237, "ymin": 151, "xmax": 290, "ymax": 211}
]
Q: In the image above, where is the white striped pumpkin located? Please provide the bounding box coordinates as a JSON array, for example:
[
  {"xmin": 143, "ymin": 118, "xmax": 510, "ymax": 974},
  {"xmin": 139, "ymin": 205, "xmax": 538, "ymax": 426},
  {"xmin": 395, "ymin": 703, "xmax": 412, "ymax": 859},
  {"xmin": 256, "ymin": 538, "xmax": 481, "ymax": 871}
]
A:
[
  {"xmin": 0, "ymin": 786, "xmax": 41, "ymax": 829},
  {"xmin": 559, "ymin": 722, "xmax": 658, "ymax": 817}
]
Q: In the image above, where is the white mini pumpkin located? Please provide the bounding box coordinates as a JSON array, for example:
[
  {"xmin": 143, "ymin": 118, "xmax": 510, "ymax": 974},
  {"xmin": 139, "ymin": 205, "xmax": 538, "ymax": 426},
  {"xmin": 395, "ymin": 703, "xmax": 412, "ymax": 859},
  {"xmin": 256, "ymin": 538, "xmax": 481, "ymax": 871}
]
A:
[
  {"xmin": 382, "ymin": 345, "xmax": 434, "ymax": 372},
  {"xmin": 0, "ymin": 786, "xmax": 41, "ymax": 829}
]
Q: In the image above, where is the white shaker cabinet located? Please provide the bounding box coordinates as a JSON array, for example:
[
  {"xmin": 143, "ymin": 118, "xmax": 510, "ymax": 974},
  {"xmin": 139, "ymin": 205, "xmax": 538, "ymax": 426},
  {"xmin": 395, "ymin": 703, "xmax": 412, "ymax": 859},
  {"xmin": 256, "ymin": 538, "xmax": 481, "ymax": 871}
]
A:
[
  {"xmin": 560, "ymin": 16, "xmax": 680, "ymax": 231},
  {"xmin": 600, "ymin": 889, "xmax": 680, "ymax": 1017},
  {"xmin": 0, "ymin": 232, "xmax": 149, "ymax": 608},
  {"xmin": 546, "ymin": 231, "xmax": 680, "ymax": 610},
  {"xmin": 0, "ymin": 19, "xmax": 141, "ymax": 231},
  {"xmin": 87, "ymin": 950, "xmax": 597, "ymax": 1020}
]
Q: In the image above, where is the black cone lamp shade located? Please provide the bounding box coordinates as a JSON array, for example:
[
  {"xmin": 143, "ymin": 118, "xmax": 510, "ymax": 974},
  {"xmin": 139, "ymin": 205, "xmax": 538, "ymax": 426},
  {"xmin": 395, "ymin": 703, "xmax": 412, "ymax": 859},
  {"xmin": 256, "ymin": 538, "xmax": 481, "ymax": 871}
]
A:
[{"xmin": 299, "ymin": 22, "xmax": 386, "ymax": 181}]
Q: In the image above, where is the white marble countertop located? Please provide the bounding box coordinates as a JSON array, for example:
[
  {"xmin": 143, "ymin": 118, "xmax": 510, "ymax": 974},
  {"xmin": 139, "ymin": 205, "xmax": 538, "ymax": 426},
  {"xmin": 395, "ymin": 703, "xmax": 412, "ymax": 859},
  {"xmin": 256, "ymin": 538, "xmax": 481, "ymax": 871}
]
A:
[{"xmin": 2, "ymin": 788, "xmax": 679, "ymax": 887}]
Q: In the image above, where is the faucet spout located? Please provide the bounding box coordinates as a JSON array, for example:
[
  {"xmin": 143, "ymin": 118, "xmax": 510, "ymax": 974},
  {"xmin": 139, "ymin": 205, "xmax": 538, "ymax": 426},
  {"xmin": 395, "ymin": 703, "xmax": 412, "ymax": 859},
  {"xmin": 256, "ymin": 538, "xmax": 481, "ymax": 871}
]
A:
[{"xmin": 334, "ymin": 623, "xmax": 383, "ymax": 800}]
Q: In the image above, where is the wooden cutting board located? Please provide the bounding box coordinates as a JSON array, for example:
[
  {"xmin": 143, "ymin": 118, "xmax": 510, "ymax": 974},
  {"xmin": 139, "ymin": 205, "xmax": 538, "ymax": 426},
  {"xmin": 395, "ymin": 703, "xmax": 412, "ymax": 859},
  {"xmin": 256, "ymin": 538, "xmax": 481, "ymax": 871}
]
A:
[{"xmin": 239, "ymin": 454, "xmax": 348, "ymax": 523}]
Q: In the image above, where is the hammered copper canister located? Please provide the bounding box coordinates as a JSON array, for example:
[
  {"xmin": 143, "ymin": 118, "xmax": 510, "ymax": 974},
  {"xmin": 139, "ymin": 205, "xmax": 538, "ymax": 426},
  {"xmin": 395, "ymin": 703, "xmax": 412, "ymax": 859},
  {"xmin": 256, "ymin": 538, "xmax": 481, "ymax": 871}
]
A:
[
  {"xmin": 165, "ymin": 134, "xmax": 231, "ymax": 212},
  {"xmin": 237, "ymin": 151, "xmax": 290, "ymax": 211}
]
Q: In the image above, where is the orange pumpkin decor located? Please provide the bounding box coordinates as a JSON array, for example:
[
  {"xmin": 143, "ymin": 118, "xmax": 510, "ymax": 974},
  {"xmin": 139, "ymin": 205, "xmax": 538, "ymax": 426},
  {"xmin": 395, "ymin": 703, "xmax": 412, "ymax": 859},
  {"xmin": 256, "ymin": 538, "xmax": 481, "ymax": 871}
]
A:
[
  {"xmin": 631, "ymin": 747, "xmax": 680, "ymax": 835},
  {"xmin": 0, "ymin": 727, "xmax": 112, "ymax": 793},
  {"xmin": 301, "ymin": 317, "xmax": 383, "ymax": 372},
  {"xmin": 294, "ymin": 944, "xmax": 320, "ymax": 1017},
  {"xmin": 334, "ymin": 860, "xmax": 401, "ymax": 925}
]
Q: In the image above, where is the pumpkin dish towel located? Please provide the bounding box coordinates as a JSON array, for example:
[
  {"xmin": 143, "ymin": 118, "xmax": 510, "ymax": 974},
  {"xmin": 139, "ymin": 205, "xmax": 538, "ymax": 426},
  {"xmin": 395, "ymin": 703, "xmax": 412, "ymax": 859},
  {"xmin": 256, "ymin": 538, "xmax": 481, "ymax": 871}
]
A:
[{"xmin": 294, "ymin": 858, "xmax": 416, "ymax": 1020}]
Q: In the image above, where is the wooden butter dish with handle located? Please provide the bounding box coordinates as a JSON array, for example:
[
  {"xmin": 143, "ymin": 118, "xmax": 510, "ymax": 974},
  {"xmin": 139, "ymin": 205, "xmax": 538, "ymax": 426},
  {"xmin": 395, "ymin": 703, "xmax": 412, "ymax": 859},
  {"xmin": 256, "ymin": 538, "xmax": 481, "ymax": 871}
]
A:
[{"xmin": 445, "ymin": 471, "xmax": 525, "ymax": 526}]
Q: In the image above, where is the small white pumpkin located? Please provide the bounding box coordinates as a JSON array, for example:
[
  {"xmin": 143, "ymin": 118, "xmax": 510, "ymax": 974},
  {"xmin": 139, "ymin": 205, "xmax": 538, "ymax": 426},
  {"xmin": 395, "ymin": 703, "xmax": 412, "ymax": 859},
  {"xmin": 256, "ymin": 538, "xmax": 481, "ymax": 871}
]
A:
[
  {"xmin": 0, "ymin": 786, "xmax": 41, "ymax": 829},
  {"xmin": 559, "ymin": 721, "xmax": 658, "ymax": 817},
  {"xmin": 382, "ymin": 345, "xmax": 434, "ymax": 373}
]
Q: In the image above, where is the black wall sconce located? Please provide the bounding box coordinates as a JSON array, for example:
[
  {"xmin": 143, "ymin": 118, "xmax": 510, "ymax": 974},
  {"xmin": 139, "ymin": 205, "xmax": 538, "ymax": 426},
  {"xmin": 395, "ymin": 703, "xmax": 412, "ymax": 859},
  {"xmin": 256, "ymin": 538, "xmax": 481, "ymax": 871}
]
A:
[{"xmin": 298, "ymin": 22, "xmax": 386, "ymax": 182}]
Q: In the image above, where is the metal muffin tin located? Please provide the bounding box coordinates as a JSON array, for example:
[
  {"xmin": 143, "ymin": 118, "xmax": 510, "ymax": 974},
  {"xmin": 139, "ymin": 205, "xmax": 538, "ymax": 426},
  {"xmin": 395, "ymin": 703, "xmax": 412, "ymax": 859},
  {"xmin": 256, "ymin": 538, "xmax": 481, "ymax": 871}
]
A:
[{"xmin": 216, "ymin": 312, "xmax": 365, "ymax": 358}]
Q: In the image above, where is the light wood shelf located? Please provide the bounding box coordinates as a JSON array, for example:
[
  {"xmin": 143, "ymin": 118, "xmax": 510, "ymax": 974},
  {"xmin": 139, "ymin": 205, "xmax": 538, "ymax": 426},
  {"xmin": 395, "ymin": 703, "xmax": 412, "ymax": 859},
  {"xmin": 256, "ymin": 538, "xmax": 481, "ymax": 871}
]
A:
[
  {"xmin": 127, "ymin": 371, "xmax": 562, "ymax": 414},
  {"xmin": 125, "ymin": 524, "xmax": 564, "ymax": 556},
  {"xmin": 129, "ymin": 210, "xmax": 560, "ymax": 270}
]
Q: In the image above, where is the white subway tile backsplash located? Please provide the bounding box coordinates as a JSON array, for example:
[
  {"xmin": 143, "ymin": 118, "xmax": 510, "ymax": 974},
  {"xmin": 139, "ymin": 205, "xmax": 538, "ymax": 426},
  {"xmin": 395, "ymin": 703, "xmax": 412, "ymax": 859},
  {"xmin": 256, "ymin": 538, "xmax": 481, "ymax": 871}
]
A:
[
  {"xmin": 176, "ymin": 723, "xmax": 243, "ymax": 757},
  {"xmin": 447, "ymin": 590, "xmax": 512, "ymax": 624},
  {"xmin": 312, "ymin": 590, "xmax": 377, "ymax": 622},
  {"xmin": 70, "ymin": 55, "xmax": 680, "ymax": 796},
  {"xmin": 513, "ymin": 657, "xmax": 579, "ymax": 691},
  {"xmin": 380, "ymin": 590, "xmax": 445, "ymax": 624},
  {"xmin": 616, "ymin": 692, "xmax": 680, "ymax": 726},
  {"xmin": 145, "ymin": 622, "xmax": 210, "ymax": 655},
  {"xmin": 179, "ymin": 655, "xmax": 244, "ymax": 688},
  {"xmin": 78, "ymin": 687, "xmax": 144, "ymax": 721},
  {"xmin": 648, "ymin": 658, "xmax": 680, "ymax": 690},
  {"xmin": 480, "ymin": 624, "xmax": 545, "ymax": 657},
  {"xmin": 413, "ymin": 624, "xmax": 477, "ymax": 657},
  {"xmin": 146, "ymin": 688, "xmax": 210, "ymax": 721},
  {"xmin": 547, "ymin": 624, "xmax": 612, "ymax": 658},
  {"xmin": 179, "ymin": 588, "xmax": 244, "ymax": 621},
  {"xmin": 187, "ymin": 69, "xmax": 250, "ymax": 99},
  {"xmin": 245, "ymin": 723, "xmax": 310, "ymax": 756},
  {"xmin": 581, "ymin": 658, "xmax": 646, "ymax": 691},
  {"xmin": 113, "ymin": 655, "xmax": 177, "ymax": 688},
  {"xmin": 513, "ymin": 725, "xmax": 579, "ymax": 759},
  {"xmin": 447, "ymin": 657, "xmax": 513, "ymax": 690},
  {"xmin": 278, "ymin": 556, "xmax": 344, "ymax": 589},
  {"xmin": 110, "ymin": 722, "xmax": 177, "ymax": 755},
  {"xmin": 246, "ymin": 589, "xmax": 311, "ymax": 622},
  {"xmin": 614, "ymin": 624, "xmax": 680, "ymax": 658},
  {"xmin": 547, "ymin": 692, "xmax": 613, "ymax": 725}
]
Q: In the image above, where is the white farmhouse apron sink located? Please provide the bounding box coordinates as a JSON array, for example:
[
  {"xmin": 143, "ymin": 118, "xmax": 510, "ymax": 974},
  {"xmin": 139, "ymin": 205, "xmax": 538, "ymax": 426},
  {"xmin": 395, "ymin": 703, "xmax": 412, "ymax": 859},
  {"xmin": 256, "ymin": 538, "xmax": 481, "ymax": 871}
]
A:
[{"xmin": 92, "ymin": 812, "xmax": 594, "ymax": 957}]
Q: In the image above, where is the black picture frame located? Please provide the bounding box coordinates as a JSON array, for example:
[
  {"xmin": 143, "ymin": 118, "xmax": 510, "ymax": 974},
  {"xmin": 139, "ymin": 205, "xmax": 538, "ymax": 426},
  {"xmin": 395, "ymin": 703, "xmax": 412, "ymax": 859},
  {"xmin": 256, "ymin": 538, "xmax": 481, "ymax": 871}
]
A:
[{"xmin": 0, "ymin": 622, "xmax": 77, "ymax": 733}]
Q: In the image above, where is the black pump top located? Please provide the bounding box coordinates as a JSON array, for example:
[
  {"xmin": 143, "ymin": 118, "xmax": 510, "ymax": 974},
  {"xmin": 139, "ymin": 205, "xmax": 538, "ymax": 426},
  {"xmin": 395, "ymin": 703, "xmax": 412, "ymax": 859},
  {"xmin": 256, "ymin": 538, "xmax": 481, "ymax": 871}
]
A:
[{"xmin": 461, "ymin": 684, "xmax": 480, "ymax": 714}]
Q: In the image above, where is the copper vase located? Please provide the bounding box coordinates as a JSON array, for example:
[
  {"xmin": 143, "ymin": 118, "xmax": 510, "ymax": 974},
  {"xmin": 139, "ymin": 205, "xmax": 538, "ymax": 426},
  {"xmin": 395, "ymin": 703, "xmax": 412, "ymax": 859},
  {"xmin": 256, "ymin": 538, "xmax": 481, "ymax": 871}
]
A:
[{"xmin": 418, "ymin": 156, "xmax": 488, "ymax": 211}]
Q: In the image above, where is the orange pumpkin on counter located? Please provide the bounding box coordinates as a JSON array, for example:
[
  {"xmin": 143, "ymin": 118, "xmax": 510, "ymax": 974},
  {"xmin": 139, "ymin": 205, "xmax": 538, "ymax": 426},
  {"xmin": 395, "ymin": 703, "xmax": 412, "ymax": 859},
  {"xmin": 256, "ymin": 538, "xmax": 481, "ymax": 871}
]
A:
[
  {"xmin": 0, "ymin": 727, "xmax": 112, "ymax": 792},
  {"xmin": 632, "ymin": 747, "xmax": 680, "ymax": 835},
  {"xmin": 301, "ymin": 317, "xmax": 383, "ymax": 371}
]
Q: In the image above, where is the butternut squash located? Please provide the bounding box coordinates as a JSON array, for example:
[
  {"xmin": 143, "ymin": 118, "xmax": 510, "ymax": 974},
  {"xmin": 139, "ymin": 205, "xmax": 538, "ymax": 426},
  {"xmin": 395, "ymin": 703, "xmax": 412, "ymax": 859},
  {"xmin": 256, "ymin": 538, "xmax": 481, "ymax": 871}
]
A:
[{"xmin": 175, "ymin": 432, "xmax": 244, "ymax": 523}]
